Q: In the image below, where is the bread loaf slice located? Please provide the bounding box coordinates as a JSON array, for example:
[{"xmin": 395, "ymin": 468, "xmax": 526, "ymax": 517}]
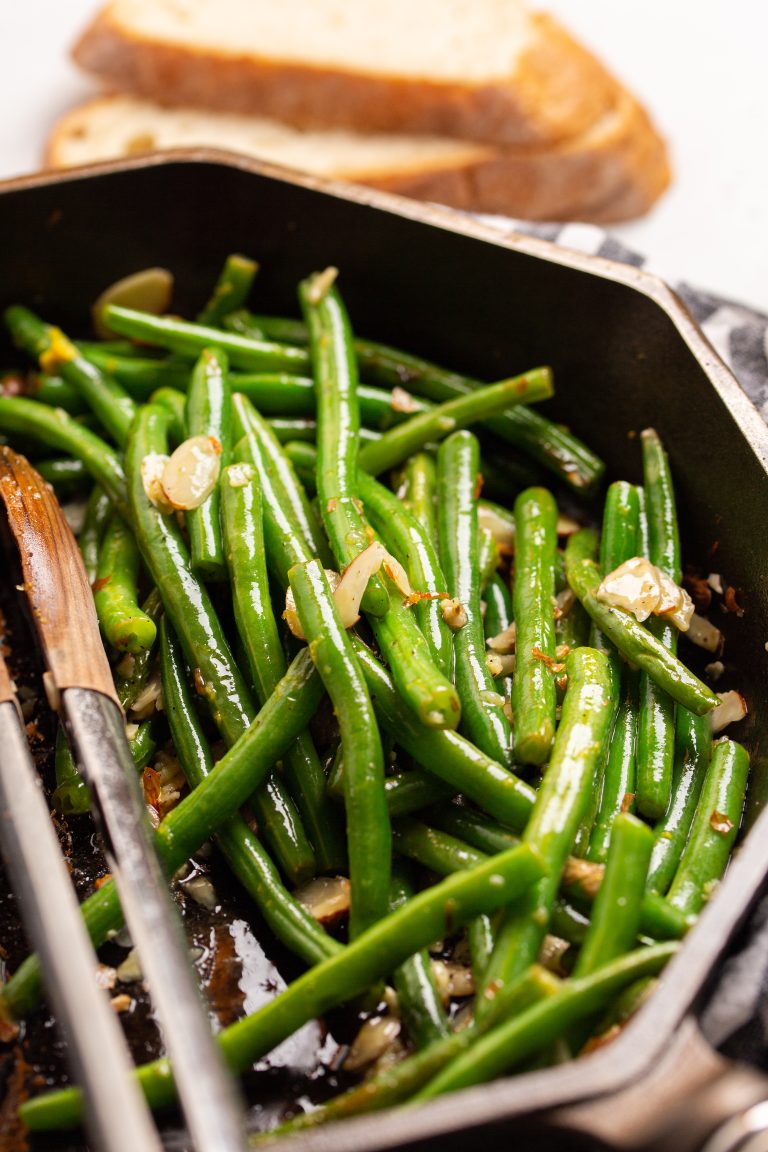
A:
[
  {"xmin": 45, "ymin": 93, "xmax": 670, "ymax": 224},
  {"xmin": 72, "ymin": 1, "xmax": 620, "ymax": 148}
]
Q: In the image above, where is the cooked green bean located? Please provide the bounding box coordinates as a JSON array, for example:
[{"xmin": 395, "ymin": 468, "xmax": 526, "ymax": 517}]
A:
[
  {"xmin": 647, "ymin": 709, "xmax": 712, "ymax": 895},
  {"xmin": 81, "ymin": 349, "xmax": 191, "ymax": 397},
  {"xmin": 511, "ymin": 486, "xmax": 559, "ymax": 765},
  {"xmin": 127, "ymin": 402, "xmax": 315, "ymax": 883},
  {"xmin": 478, "ymin": 647, "xmax": 616, "ymax": 1011},
  {"xmin": 389, "ymin": 867, "xmax": 449, "ymax": 1049},
  {"xmin": 77, "ymin": 484, "xmax": 112, "ymax": 584},
  {"xmin": 666, "ymin": 739, "xmax": 749, "ymax": 917},
  {"xmin": 289, "ymin": 559, "xmax": 389, "ymax": 937},
  {"xmin": 102, "ymin": 304, "xmax": 311, "ymax": 373},
  {"xmin": 637, "ymin": 428, "xmax": 681, "ymax": 820},
  {"xmin": 149, "ymin": 385, "xmax": 187, "ymax": 442},
  {"xmin": 397, "ymin": 450, "xmax": 439, "ymax": 546},
  {"xmin": 438, "ymin": 431, "xmax": 511, "ymax": 764},
  {"xmin": 21, "ymin": 841, "xmax": 546, "ymax": 1128},
  {"xmin": 5, "ymin": 306, "xmax": 138, "ymax": 446},
  {"xmin": 0, "ymin": 397, "xmax": 129, "ymax": 518},
  {"xmin": 564, "ymin": 532, "xmax": 719, "ymax": 716},
  {"xmin": 221, "ymin": 463, "xmax": 345, "ymax": 872},
  {"xmin": 185, "ymin": 346, "xmax": 231, "ymax": 581},
  {"xmin": 357, "ymin": 371, "xmax": 553, "ymax": 478},
  {"xmin": 586, "ymin": 674, "xmax": 639, "ymax": 862},
  {"xmin": 353, "ymin": 639, "xmax": 534, "ymax": 833},
  {"xmin": 197, "ymin": 253, "xmax": 258, "ymax": 327},
  {"xmin": 416, "ymin": 943, "xmax": 677, "ymax": 1100},
  {"xmin": 93, "ymin": 512, "xmax": 157, "ymax": 653},
  {"xmin": 298, "ymin": 270, "xmax": 388, "ymax": 617}
]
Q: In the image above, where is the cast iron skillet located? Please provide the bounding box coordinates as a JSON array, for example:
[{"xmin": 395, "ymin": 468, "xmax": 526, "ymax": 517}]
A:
[{"xmin": 1, "ymin": 153, "xmax": 768, "ymax": 1151}]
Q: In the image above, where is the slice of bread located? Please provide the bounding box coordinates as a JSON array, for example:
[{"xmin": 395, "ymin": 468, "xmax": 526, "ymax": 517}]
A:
[
  {"xmin": 72, "ymin": 1, "xmax": 620, "ymax": 148},
  {"xmin": 45, "ymin": 93, "xmax": 670, "ymax": 224}
]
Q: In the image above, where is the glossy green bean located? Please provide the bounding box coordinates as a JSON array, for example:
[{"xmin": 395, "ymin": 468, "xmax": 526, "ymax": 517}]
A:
[
  {"xmin": 564, "ymin": 533, "xmax": 719, "ymax": 717},
  {"xmin": 356, "ymin": 371, "xmax": 553, "ymax": 477},
  {"xmin": 127, "ymin": 402, "xmax": 315, "ymax": 882},
  {"xmin": 353, "ymin": 639, "xmax": 534, "ymax": 833},
  {"xmin": 637, "ymin": 428, "xmax": 681, "ymax": 820},
  {"xmin": 666, "ymin": 739, "xmax": 749, "ymax": 917},
  {"xmin": 0, "ymin": 397, "xmax": 129, "ymax": 518},
  {"xmin": 298, "ymin": 270, "xmax": 388, "ymax": 617},
  {"xmin": 185, "ymin": 347, "xmax": 232, "ymax": 581},
  {"xmin": 93, "ymin": 512, "xmax": 157, "ymax": 653},
  {"xmin": 586, "ymin": 675, "xmax": 639, "ymax": 863},
  {"xmin": 289, "ymin": 559, "xmax": 389, "ymax": 936},
  {"xmin": 81, "ymin": 349, "xmax": 191, "ymax": 397},
  {"xmin": 197, "ymin": 253, "xmax": 258, "ymax": 327},
  {"xmin": 390, "ymin": 867, "xmax": 449, "ymax": 1049},
  {"xmin": 511, "ymin": 486, "xmax": 559, "ymax": 765},
  {"xmin": 21, "ymin": 841, "xmax": 546, "ymax": 1128},
  {"xmin": 647, "ymin": 709, "xmax": 712, "ymax": 895},
  {"xmin": 5, "ymin": 306, "xmax": 137, "ymax": 446},
  {"xmin": 438, "ymin": 431, "xmax": 511, "ymax": 764},
  {"xmin": 478, "ymin": 647, "xmax": 616, "ymax": 1011},
  {"xmin": 102, "ymin": 304, "xmax": 310, "ymax": 373},
  {"xmin": 221, "ymin": 463, "xmax": 345, "ymax": 872},
  {"xmin": 77, "ymin": 484, "xmax": 112, "ymax": 584},
  {"xmin": 397, "ymin": 451, "xmax": 439, "ymax": 546},
  {"xmin": 149, "ymin": 386, "xmax": 187, "ymax": 443}
]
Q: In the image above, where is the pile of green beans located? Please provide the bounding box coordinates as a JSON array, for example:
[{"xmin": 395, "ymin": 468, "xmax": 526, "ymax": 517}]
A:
[{"xmin": 0, "ymin": 254, "xmax": 749, "ymax": 1139}]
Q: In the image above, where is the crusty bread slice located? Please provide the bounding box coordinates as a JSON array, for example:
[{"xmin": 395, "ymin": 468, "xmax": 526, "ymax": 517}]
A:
[
  {"xmin": 72, "ymin": 1, "xmax": 620, "ymax": 148},
  {"xmin": 45, "ymin": 92, "xmax": 670, "ymax": 224}
]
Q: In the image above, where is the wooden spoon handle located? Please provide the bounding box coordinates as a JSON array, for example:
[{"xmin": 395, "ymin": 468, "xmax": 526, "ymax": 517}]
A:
[{"xmin": 0, "ymin": 446, "xmax": 120, "ymax": 709}]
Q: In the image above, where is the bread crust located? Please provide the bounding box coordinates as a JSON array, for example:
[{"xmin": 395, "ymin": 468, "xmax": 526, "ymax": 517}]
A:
[
  {"xmin": 73, "ymin": 10, "xmax": 618, "ymax": 147},
  {"xmin": 45, "ymin": 89, "xmax": 670, "ymax": 224}
]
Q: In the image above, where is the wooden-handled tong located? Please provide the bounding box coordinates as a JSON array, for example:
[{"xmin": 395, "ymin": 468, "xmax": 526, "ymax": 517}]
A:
[{"xmin": 0, "ymin": 446, "xmax": 246, "ymax": 1151}]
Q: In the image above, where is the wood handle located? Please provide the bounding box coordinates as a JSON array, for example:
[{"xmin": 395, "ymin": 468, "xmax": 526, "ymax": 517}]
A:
[
  {"xmin": 0, "ymin": 447, "xmax": 120, "ymax": 709},
  {"xmin": 0, "ymin": 649, "xmax": 15, "ymax": 704}
]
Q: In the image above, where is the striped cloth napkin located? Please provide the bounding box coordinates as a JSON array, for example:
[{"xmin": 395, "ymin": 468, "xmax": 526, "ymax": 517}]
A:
[{"xmin": 484, "ymin": 217, "xmax": 768, "ymax": 419}]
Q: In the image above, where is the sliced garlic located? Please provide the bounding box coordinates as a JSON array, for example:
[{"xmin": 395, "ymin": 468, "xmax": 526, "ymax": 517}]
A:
[
  {"xmin": 294, "ymin": 875, "xmax": 351, "ymax": 924},
  {"xmin": 92, "ymin": 267, "xmax": 174, "ymax": 339},
  {"xmin": 687, "ymin": 613, "xmax": 723, "ymax": 653},
  {"xmin": 344, "ymin": 1016, "xmax": 401, "ymax": 1072},
  {"xmin": 486, "ymin": 621, "xmax": 516, "ymax": 654},
  {"xmin": 597, "ymin": 556, "xmax": 694, "ymax": 630},
  {"xmin": 161, "ymin": 435, "xmax": 222, "ymax": 511},
  {"xmin": 477, "ymin": 505, "xmax": 515, "ymax": 550},
  {"xmin": 141, "ymin": 451, "xmax": 174, "ymax": 512},
  {"xmin": 441, "ymin": 597, "xmax": 468, "ymax": 631},
  {"xmin": 710, "ymin": 690, "xmax": 748, "ymax": 734},
  {"xmin": 284, "ymin": 569, "xmax": 340, "ymax": 639}
]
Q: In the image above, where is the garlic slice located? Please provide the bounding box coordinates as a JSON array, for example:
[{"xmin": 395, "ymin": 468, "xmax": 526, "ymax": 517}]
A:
[
  {"xmin": 597, "ymin": 556, "xmax": 694, "ymax": 630},
  {"xmin": 160, "ymin": 435, "xmax": 222, "ymax": 511},
  {"xmin": 92, "ymin": 267, "xmax": 174, "ymax": 339}
]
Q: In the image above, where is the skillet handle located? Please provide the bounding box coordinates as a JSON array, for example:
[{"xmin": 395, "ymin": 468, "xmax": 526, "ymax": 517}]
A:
[{"xmin": 547, "ymin": 1017, "xmax": 768, "ymax": 1151}]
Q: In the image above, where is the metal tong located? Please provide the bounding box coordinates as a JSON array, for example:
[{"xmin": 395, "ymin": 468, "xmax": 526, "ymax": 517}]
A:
[{"xmin": 0, "ymin": 446, "xmax": 247, "ymax": 1151}]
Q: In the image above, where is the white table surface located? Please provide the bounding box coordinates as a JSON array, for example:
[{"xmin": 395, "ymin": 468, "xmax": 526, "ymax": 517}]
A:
[{"xmin": 2, "ymin": 1, "xmax": 767, "ymax": 314}]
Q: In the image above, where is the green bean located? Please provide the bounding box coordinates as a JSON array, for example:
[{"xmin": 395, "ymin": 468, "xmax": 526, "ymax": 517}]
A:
[
  {"xmin": 5, "ymin": 306, "xmax": 138, "ymax": 446},
  {"xmin": 77, "ymin": 484, "xmax": 112, "ymax": 584},
  {"xmin": 185, "ymin": 347, "xmax": 232, "ymax": 581},
  {"xmin": 229, "ymin": 313, "xmax": 602, "ymax": 493},
  {"xmin": 21, "ymin": 841, "xmax": 546, "ymax": 1128},
  {"xmin": 416, "ymin": 942, "xmax": 677, "ymax": 1101},
  {"xmin": 159, "ymin": 620, "xmax": 339, "ymax": 966},
  {"xmin": 666, "ymin": 739, "xmax": 749, "ymax": 917},
  {"xmin": 383, "ymin": 771, "xmax": 454, "ymax": 817},
  {"xmin": 221, "ymin": 464, "xmax": 345, "ymax": 872},
  {"xmin": 0, "ymin": 397, "xmax": 129, "ymax": 518},
  {"xmin": 197, "ymin": 253, "xmax": 258, "ymax": 327},
  {"xmin": 93, "ymin": 512, "xmax": 157, "ymax": 653},
  {"xmin": 51, "ymin": 724, "xmax": 90, "ymax": 816},
  {"xmin": 482, "ymin": 572, "xmax": 514, "ymax": 703},
  {"xmin": 102, "ymin": 304, "xmax": 310, "ymax": 373},
  {"xmin": 33, "ymin": 456, "xmax": 90, "ymax": 494},
  {"xmin": 267, "ymin": 416, "xmax": 318, "ymax": 443},
  {"xmin": 297, "ymin": 270, "xmax": 388, "ymax": 617},
  {"xmin": 647, "ymin": 709, "xmax": 712, "ymax": 895},
  {"xmin": 392, "ymin": 816, "xmax": 491, "ymax": 876},
  {"xmin": 511, "ymin": 486, "xmax": 559, "ymax": 765},
  {"xmin": 127, "ymin": 719, "xmax": 157, "ymax": 773},
  {"xmin": 390, "ymin": 867, "xmax": 449, "ymax": 1049},
  {"xmin": 574, "ymin": 814, "xmax": 653, "ymax": 978},
  {"xmin": 232, "ymin": 392, "xmax": 332, "ymax": 581},
  {"xmin": 272, "ymin": 965, "xmax": 558, "ymax": 1135},
  {"xmin": 586, "ymin": 674, "xmax": 639, "ymax": 862},
  {"xmin": 397, "ymin": 451, "xmax": 439, "ymax": 546},
  {"xmin": 81, "ymin": 349, "xmax": 192, "ymax": 397},
  {"xmin": 289, "ymin": 559, "xmax": 389, "ymax": 937},
  {"xmin": 589, "ymin": 480, "xmax": 641, "ymax": 654},
  {"xmin": 149, "ymin": 385, "xmax": 187, "ymax": 443},
  {"xmin": 564, "ymin": 532, "xmax": 719, "ymax": 716},
  {"xmin": 354, "ymin": 468, "xmax": 452, "ymax": 677},
  {"xmin": 353, "ymin": 639, "xmax": 534, "ymax": 833},
  {"xmin": 479, "ymin": 647, "xmax": 616, "ymax": 1011},
  {"xmin": 438, "ymin": 431, "xmax": 511, "ymax": 764},
  {"xmin": 113, "ymin": 589, "xmax": 163, "ymax": 711},
  {"xmin": 637, "ymin": 428, "xmax": 681, "ymax": 820},
  {"xmin": 356, "ymin": 371, "xmax": 553, "ymax": 478},
  {"xmin": 127, "ymin": 402, "xmax": 315, "ymax": 883},
  {"xmin": 23, "ymin": 372, "xmax": 87, "ymax": 414},
  {"xmin": 224, "ymin": 310, "xmax": 308, "ymax": 345}
]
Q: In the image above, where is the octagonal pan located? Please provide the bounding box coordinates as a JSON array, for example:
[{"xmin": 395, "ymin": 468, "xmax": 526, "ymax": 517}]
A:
[{"xmin": 1, "ymin": 152, "xmax": 768, "ymax": 1151}]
